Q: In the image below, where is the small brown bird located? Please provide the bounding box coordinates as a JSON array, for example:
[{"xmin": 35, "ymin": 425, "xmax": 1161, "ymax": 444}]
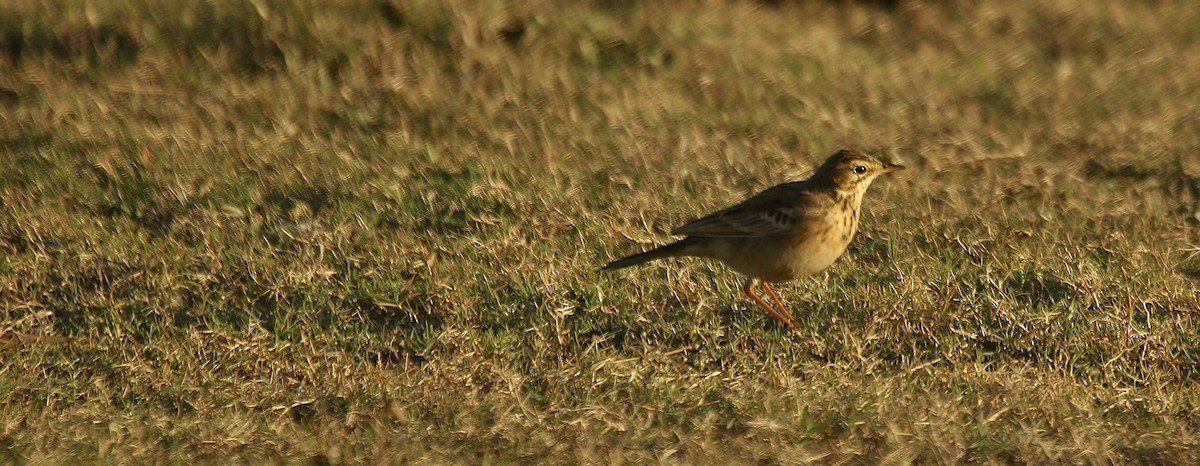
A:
[{"xmin": 602, "ymin": 149, "xmax": 903, "ymax": 329}]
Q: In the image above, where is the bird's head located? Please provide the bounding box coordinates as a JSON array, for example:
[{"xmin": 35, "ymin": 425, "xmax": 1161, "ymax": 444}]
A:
[{"xmin": 812, "ymin": 149, "xmax": 904, "ymax": 195}]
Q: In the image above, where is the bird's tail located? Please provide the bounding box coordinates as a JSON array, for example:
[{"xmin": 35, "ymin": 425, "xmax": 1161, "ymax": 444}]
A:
[{"xmin": 601, "ymin": 239, "xmax": 694, "ymax": 271}]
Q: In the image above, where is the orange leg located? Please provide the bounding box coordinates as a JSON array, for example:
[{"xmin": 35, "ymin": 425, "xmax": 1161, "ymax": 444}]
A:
[
  {"xmin": 743, "ymin": 279, "xmax": 795, "ymax": 329},
  {"xmin": 759, "ymin": 282, "xmax": 795, "ymax": 324}
]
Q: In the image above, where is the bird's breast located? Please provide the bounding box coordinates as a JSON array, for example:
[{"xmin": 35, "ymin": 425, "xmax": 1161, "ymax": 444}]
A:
[{"xmin": 779, "ymin": 217, "xmax": 856, "ymax": 278}]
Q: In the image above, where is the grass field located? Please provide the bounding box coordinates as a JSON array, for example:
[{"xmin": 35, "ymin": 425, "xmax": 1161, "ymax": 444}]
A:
[{"xmin": 3, "ymin": 0, "xmax": 1200, "ymax": 463}]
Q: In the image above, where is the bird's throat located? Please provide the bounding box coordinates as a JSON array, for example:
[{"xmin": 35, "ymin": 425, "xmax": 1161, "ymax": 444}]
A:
[{"xmin": 833, "ymin": 189, "xmax": 864, "ymax": 234}]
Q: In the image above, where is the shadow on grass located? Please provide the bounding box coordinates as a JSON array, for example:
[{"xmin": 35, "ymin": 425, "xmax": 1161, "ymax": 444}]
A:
[{"xmin": 345, "ymin": 289, "xmax": 446, "ymax": 366}]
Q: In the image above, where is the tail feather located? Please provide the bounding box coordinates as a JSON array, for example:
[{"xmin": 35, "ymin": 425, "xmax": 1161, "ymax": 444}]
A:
[{"xmin": 601, "ymin": 239, "xmax": 692, "ymax": 271}]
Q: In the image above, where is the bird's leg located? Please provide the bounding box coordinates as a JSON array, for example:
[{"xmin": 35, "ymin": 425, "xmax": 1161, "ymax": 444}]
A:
[
  {"xmin": 759, "ymin": 281, "xmax": 795, "ymax": 324},
  {"xmin": 743, "ymin": 279, "xmax": 795, "ymax": 329}
]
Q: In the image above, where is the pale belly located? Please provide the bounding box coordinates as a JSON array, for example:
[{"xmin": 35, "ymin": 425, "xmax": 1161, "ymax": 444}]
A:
[{"xmin": 700, "ymin": 229, "xmax": 855, "ymax": 282}]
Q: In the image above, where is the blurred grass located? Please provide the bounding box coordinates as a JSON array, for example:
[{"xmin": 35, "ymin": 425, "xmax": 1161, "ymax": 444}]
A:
[{"xmin": 2, "ymin": 0, "xmax": 1200, "ymax": 463}]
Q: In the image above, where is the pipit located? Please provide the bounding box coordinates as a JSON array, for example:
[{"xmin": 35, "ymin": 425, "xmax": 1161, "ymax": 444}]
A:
[{"xmin": 602, "ymin": 149, "xmax": 903, "ymax": 329}]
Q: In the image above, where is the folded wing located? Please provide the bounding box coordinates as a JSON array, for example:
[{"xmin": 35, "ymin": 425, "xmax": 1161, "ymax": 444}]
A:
[{"xmin": 671, "ymin": 182, "xmax": 831, "ymax": 238}]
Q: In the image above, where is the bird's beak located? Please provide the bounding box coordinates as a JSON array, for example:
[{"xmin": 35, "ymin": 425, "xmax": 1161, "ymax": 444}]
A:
[{"xmin": 884, "ymin": 163, "xmax": 906, "ymax": 172}]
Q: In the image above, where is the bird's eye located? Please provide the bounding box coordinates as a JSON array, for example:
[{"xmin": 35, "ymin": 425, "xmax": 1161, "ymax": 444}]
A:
[{"xmin": 853, "ymin": 165, "xmax": 868, "ymax": 174}]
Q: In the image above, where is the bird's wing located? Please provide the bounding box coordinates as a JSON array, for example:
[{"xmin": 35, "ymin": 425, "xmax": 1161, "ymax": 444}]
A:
[{"xmin": 671, "ymin": 182, "xmax": 831, "ymax": 238}]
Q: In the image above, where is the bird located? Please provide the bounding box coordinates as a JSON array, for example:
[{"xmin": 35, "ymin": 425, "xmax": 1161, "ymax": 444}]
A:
[{"xmin": 601, "ymin": 149, "xmax": 904, "ymax": 329}]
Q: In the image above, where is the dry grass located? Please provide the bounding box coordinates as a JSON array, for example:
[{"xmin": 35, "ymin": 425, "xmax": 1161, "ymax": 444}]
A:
[{"xmin": 2, "ymin": 0, "xmax": 1200, "ymax": 463}]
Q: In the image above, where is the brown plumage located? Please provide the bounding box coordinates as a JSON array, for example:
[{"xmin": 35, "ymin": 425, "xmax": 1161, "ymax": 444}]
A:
[{"xmin": 602, "ymin": 149, "xmax": 904, "ymax": 329}]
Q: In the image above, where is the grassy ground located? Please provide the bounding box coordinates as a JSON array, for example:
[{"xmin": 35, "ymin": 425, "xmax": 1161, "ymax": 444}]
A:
[{"xmin": 2, "ymin": 0, "xmax": 1200, "ymax": 463}]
